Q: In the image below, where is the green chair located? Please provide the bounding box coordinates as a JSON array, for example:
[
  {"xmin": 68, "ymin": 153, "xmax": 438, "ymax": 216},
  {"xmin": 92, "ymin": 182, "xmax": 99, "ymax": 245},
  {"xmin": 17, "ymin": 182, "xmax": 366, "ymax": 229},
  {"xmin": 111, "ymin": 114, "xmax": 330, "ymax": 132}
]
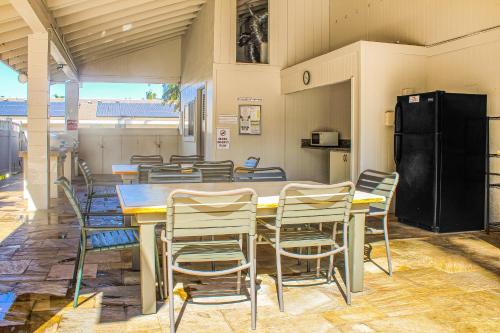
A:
[
  {"xmin": 130, "ymin": 154, "xmax": 164, "ymax": 165},
  {"xmin": 194, "ymin": 160, "xmax": 234, "ymax": 182},
  {"xmin": 169, "ymin": 154, "xmax": 204, "ymax": 164},
  {"xmin": 356, "ymin": 169, "xmax": 399, "ymax": 276},
  {"xmin": 234, "ymin": 167, "xmax": 287, "ymax": 182},
  {"xmin": 77, "ymin": 159, "xmax": 120, "ymax": 214},
  {"xmin": 260, "ymin": 182, "xmax": 354, "ymax": 311},
  {"xmin": 161, "ymin": 188, "xmax": 258, "ymax": 332},
  {"xmin": 56, "ymin": 177, "xmax": 163, "ymax": 307},
  {"xmin": 138, "ymin": 163, "xmax": 179, "ymax": 184},
  {"xmin": 148, "ymin": 166, "xmax": 203, "ymax": 184}
]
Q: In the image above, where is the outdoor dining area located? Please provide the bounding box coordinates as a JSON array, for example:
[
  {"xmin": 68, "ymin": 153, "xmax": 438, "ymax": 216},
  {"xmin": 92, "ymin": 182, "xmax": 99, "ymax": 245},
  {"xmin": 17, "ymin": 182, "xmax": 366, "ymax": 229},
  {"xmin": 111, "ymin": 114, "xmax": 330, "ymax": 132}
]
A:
[{"xmin": 68, "ymin": 153, "xmax": 394, "ymax": 332}]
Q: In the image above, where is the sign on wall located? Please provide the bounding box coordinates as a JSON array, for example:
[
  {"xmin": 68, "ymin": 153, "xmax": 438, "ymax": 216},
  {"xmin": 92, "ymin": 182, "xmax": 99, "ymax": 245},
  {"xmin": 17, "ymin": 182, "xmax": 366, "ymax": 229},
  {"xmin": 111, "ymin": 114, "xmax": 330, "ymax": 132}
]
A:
[
  {"xmin": 239, "ymin": 105, "xmax": 261, "ymax": 135},
  {"xmin": 216, "ymin": 128, "xmax": 230, "ymax": 149}
]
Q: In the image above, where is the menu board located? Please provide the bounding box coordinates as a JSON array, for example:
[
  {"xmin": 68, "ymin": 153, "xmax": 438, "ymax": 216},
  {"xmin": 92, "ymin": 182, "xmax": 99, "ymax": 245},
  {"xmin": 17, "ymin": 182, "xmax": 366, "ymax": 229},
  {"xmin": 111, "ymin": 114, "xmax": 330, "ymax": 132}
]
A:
[{"xmin": 239, "ymin": 105, "xmax": 261, "ymax": 135}]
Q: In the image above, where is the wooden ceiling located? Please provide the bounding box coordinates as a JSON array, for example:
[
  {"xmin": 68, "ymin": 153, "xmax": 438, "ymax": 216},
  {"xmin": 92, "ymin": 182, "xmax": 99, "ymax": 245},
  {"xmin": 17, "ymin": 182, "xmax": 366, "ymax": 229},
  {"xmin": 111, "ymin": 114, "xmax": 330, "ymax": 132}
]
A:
[{"xmin": 0, "ymin": 0, "xmax": 206, "ymax": 77}]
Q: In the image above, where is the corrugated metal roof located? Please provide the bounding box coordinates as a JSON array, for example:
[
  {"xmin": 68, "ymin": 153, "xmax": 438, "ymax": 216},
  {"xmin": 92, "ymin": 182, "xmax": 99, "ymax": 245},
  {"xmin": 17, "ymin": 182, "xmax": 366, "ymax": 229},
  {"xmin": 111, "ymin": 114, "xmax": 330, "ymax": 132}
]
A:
[
  {"xmin": 0, "ymin": 100, "xmax": 179, "ymax": 118},
  {"xmin": 0, "ymin": 101, "xmax": 65, "ymax": 117},
  {"xmin": 96, "ymin": 102, "xmax": 178, "ymax": 118}
]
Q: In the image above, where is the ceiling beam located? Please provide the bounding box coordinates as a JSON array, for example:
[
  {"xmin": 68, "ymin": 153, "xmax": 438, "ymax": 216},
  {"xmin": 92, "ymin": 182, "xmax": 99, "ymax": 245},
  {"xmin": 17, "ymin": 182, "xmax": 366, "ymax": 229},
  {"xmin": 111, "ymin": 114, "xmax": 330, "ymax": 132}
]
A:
[
  {"xmin": 8, "ymin": 54, "xmax": 26, "ymax": 65},
  {"xmin": 0, "ymin": 4, "xmax": 20, "ymax": 24},
  {"xmin": 0, "ymin": 18, "xmax": 26, "ymax": 34},
  {"xmin": 51, "ymin": 0, "xmax": 119, "ymax": 18},
  {"xmin": 55, "ymin": 0, "xmax": 159, "ymax": 27},
  {"xmin": 9, "ymin": 0, "xmax": 78, "ymax": 80},
  {"xmin": 72, "ymin": 25, "xmax": 188, "ymax": 57},
  {"xmin": 61, "ymin": 0, "xmax": 199, "ymax": 34},
  {"xmin": 0, "ymin": 26, "xmax": 31, "ymax": 44},
  {"xmin": 46, "ymin": 0, "xmax": 85, "ymax": 11},
  {"xmin": 77, "ymin": 34, "xmax": 184, "ymax": 65},
  {"xmin": 0, "ymin": 46, "xmax": 26, "ymax": 60},
  {"xmin": 0, "ymin": 37, "xmax": 27, "ymax": 53},
  {"xmin": 69, "ymin": 17, "xmax": 193, "ymax": 53},
  {"xmin": 67, "ymin": 9, "xmax": 199, "ymax": 48}
]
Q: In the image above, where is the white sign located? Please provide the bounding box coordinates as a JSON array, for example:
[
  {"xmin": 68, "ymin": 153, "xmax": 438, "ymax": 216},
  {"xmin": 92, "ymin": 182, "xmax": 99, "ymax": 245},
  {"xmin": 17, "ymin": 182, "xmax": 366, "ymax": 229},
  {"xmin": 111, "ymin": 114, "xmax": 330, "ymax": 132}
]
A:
[
  {"xmin": 409, "ymin": 95, "xmax": 420, "ymax": 103},
  {"xmin": 237, "ymin": 96, "xmax": 263, "ymax": 103},
  {"xmin": 216, "ymin": 128, "xmax": 230, "ymax": 149},
  {"xmin": 218, "ymin": 115, "xmax": 238, "ymax": 124}
]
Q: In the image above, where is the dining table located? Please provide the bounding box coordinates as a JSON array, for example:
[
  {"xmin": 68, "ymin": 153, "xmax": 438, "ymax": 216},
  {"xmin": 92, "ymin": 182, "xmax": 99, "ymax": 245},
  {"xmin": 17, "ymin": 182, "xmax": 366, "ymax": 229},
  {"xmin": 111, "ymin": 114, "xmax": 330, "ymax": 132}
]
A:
[
  {"xmin": 116, "ymin": 181, "xmax": 385, "ymax": 315},
  {"xmin": 112, "ymin": 163, "xmax": 196, "ymax": 184}
]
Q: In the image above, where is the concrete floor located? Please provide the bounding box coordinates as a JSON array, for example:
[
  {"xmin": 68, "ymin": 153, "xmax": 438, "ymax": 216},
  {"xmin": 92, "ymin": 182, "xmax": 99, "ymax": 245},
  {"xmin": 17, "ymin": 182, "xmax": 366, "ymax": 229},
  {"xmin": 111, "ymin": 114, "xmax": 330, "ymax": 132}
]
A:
[{"xmin": 0, "ymin": 175, "xmax": 499, "ymax": 333}]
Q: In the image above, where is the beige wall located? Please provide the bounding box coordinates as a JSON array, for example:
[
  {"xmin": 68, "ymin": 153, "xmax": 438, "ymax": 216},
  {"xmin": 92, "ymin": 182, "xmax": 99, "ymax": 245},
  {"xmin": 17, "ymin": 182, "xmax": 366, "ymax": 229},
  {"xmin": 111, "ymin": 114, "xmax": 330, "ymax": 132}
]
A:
[
  {"xmin": 212, "ymin": 64, "xmax": 284, "ymax": 168},
  {"xmin": 426, "ymin": 30, "xmax": 500, "ymax": 224},
  {"xmin": 179, "ymin": 0, "xmax": 215, "ymax": 157},
  {"xmin": 78, "ymin": 39, "xmax": 181, "ymax": 83},
  {"xmin": 329, "ymin": 0, "xmax": 500, "ymax": 49},
  {"xmin": 359, "ymin": 42, "xmax": 428, "ymax": 173},
  {"xmin": 284, "ymin": 81, "xmax": 350, "ymax": 183}
]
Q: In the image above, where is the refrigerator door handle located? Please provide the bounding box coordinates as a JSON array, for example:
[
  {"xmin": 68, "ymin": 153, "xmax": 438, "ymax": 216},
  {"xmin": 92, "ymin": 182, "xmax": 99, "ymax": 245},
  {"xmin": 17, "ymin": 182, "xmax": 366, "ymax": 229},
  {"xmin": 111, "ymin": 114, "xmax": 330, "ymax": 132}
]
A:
[
  {"xmin": 395, "ymin": 101, "xmax": 403, "ymax": 133},
  {"xmin": 394, "ymin": 134, "xmax": 402, "ymax": 165}
]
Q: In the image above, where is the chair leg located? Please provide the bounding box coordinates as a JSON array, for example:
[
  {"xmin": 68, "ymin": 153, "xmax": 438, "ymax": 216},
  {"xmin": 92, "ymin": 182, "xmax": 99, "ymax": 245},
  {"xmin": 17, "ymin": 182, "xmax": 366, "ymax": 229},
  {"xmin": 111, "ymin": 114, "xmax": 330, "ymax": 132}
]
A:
[
  {"xmin": 250, "ymin": 236, "xmax": 257, "ymax": 330},
  {"xmin": 162, "ymin": 241, "xmax": 168, "ymax": 297},
  {"xmin": 72, "ymin": 238, "xmax": 82, "ymax": 288},
  {"xmin": 167, "ymin": 243, "xmax": 176, "ymax": 333},
  {"xmin": 306, "ymin": 247, "xmax": 311, "ymax": 273},
  {"xmin": 73, "ymin": 246, "xmax": 86, "ymax": 308},
  {"xmin": 237, "ymin": 261, "xmax": 242, "ymax": 294},
  {"xmin": 343, "ymin": 225, "xmax": 351, "ymax": 305},
  {"xmin": 327, "ymin": 245, "xmax": 334, "ymax": 283},
  {"xmin": 382, "ymin": 215, "xmax": 393, "ymax": 276},
  {"xmin": 316, "ymin": 246, "xmax": 321, "ymax": 278},
  {"xmin": 155, "ymin": 246, "xmax": 164, "ymax": 300},
  {"xmin": 275, "ymin": 246, "xmax": 284, "ymax": 312}
]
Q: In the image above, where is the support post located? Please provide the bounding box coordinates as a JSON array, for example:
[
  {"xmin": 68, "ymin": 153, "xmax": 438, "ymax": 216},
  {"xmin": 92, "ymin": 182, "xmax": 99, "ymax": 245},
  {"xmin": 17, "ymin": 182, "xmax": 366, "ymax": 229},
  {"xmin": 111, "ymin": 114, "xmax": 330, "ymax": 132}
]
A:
[
  {"xmin": 26, "ymin": 32, "xmax": 50, "ymax": 211},
  {"xmin": 65, "ymin": 81, "xmax": 79, "ymax": 142}
]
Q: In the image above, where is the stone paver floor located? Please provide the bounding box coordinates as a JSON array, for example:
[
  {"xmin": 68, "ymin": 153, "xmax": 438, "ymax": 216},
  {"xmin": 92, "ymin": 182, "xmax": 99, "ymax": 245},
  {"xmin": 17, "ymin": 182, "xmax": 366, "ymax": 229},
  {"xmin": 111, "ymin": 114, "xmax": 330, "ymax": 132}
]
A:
[{"xmin": 0, "ymin": 175, "xmax": 499, "ymax": 332}]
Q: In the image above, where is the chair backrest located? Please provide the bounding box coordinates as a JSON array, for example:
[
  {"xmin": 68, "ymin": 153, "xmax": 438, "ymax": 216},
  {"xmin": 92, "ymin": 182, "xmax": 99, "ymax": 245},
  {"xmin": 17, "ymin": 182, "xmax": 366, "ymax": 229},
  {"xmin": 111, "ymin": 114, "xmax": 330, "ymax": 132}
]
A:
[
  {"xmin": 77, "ymin": 159, "xmax": 94, "ymax": 191},
  {"xmin": 149, "ymin": 166, "xmax": 202, "ymax": 184},
  {"xmin": 276, "ymin": 182, "xmax": 354, "ymax": 228},
  {"xmin": 138, "ymin": 163, "xmax": 179, "ymax": 184},
  {"xmin": 55, "ymin": 177, "xmax": 85, "ymax": 228},
  {"xmin": 169, "ymin": 154, "xmax": 204, "ymax": 164},
  {"xmin": 356, "ymin": 169, "xmax": 399, "ymax": 213},
  {"xmin": 130, "ymin": 155, "xmax": 163, "ymax": 165},
  {"xmin": 243, "ymin": 156, "xmax": 260, "ymax": 168},
  {"xmin": 234, "ymin": 167, "xmax": 287, "ymax": 182},
  {"xmin": 166, "ymin": 188, "xmax": 257, "ymax": 240},
  {"xmin": 194, "ymin": 160, "xmax": 234, "ymax": 182}
]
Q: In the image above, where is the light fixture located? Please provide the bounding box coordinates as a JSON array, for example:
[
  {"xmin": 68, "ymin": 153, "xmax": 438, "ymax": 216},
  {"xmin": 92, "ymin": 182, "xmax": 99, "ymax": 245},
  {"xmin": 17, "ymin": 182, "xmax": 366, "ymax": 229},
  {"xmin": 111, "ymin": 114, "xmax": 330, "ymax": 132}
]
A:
[{"xmin": 18, "ymin": 73, "xmax": 28, "ymax": 84}]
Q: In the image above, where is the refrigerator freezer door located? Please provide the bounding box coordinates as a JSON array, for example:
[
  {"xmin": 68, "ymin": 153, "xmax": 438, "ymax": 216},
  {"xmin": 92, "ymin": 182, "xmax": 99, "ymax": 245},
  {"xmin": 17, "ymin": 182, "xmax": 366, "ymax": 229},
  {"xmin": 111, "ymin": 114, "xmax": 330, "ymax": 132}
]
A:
[
  {"xmin": 395, "ymin": 133, "xmax": 438, "ymax": 229},
  {"xmin": 397, "ymin": 91, "xmax": 443, "ymax": 134}
]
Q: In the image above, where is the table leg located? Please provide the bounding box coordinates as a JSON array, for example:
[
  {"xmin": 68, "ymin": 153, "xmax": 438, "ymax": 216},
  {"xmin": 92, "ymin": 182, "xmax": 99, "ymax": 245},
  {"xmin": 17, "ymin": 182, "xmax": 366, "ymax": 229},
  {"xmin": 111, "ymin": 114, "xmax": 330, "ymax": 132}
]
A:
[
  {"xmin": 139, "ymin": 223, "xmax": 157, "ymax": 314},
  {"xmin": 348, "ymin": 212, "xmax": 365, "ymax": 292}
]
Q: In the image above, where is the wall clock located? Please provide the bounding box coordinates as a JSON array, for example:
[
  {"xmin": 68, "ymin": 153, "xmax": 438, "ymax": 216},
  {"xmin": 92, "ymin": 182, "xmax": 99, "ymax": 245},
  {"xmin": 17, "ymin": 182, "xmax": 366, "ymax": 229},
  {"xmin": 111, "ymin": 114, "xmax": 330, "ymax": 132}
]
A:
[{"xmin": 303, "ymin": 70, "xmax": 311, "ymax": 85}]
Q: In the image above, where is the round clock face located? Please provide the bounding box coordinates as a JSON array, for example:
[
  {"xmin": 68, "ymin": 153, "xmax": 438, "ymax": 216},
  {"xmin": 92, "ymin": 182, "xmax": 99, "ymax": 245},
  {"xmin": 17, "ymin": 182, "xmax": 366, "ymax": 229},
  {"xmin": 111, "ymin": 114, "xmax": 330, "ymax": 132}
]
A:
[{"xmin": 303, "ymin": 71, "xmax": 311, "ymax": 85}]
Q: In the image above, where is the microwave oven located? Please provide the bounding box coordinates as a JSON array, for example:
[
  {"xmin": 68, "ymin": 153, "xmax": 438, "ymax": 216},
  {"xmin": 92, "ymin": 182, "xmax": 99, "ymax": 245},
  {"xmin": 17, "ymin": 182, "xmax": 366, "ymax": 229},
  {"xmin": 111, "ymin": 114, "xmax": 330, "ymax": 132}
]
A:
[{"xmin": 311, "ymin": 131, "xmax": 339, "ymax": 146}]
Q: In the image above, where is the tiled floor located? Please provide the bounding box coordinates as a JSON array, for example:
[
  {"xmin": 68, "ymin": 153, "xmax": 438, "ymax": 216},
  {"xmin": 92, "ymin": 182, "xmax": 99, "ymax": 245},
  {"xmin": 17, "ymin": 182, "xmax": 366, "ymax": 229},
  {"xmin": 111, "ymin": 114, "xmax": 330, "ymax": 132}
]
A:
[{"xmin": 0, "ymin": 175, "xmax": 499, "ymax": 333}]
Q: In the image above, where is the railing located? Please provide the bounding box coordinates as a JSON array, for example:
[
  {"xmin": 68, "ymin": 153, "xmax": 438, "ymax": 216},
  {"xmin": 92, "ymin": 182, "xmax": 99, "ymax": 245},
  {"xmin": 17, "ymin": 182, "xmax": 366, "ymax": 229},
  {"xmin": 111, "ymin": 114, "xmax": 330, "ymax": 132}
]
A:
[{"xmin": 0, "ymin": 119, "xmax": 26, "ymax": 178}]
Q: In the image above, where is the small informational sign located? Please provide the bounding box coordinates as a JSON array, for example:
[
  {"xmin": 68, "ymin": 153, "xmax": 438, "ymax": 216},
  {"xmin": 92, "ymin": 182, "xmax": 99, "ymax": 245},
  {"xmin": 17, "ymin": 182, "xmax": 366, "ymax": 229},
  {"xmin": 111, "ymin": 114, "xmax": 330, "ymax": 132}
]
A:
[
  {"xmin": 237, "ymin": 97, "xmax": 263, "ymax": 103},
  {"xmin": 239, "ymin": 105, "xmax": 261, "ymax": 135},
  {"xmin": 409, "ymin": 95, "xmax": 420, "ymax": 103},
  {"xmin": 218, "ymin": 114, "xmax": 238, "ymax": 124},
  {"xmin": 66, "ymin": 120, "xmax": 78, "ymax": 131},
  {"xmin": 216, "ymin": 128, "xmax": 230, "ymax": 150}
]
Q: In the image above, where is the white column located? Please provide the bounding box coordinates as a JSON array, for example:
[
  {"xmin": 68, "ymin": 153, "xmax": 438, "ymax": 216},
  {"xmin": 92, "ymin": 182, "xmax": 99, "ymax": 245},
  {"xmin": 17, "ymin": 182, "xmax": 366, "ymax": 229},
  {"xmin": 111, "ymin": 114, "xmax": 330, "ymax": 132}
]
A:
[
  {"xmin": 64, "ymin": 81, "xmax": 79, "ymax": 142},
  {"xmin": 26, "ymin": 32, "xmax": 50, "ymax": 211}
]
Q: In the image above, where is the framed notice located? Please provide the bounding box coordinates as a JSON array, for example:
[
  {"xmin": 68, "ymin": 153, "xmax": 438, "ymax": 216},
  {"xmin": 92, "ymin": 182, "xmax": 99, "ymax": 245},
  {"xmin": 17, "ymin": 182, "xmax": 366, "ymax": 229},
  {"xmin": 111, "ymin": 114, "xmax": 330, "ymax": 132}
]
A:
[
  {"xmin": 216, "ymin": 128, "xmax": 230, "ymax": 150},
  {"xmin": 239, "ymin": 105, "xmax": 261, "ymax": 135}
]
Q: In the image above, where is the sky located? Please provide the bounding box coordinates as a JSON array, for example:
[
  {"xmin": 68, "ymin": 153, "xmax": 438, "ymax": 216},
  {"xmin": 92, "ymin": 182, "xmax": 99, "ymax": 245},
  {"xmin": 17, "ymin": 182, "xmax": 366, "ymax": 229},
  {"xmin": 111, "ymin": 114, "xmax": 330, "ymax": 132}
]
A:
[{"xmin": 0, "ymin": 62, "xmax": 164, "ymax": 100}]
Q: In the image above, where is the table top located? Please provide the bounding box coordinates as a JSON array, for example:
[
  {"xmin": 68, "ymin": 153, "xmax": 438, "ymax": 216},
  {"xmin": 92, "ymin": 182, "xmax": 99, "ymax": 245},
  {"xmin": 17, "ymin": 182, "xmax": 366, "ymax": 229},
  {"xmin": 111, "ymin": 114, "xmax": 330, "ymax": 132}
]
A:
[
  {"xmin": 112, "ymin": 164, "xmax": 139, "ymax": 175},
  {"xmin": 117, "ymin": 181, "xmax": 385, "ymax": 215}
]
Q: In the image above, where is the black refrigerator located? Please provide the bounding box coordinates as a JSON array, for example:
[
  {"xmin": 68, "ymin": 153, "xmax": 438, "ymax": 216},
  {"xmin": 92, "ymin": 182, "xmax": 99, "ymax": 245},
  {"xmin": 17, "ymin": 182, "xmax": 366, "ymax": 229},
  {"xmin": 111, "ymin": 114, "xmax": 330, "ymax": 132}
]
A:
[{"xmin": 394, "ymin": 91, "xmax": 487, "ymax": 233}]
